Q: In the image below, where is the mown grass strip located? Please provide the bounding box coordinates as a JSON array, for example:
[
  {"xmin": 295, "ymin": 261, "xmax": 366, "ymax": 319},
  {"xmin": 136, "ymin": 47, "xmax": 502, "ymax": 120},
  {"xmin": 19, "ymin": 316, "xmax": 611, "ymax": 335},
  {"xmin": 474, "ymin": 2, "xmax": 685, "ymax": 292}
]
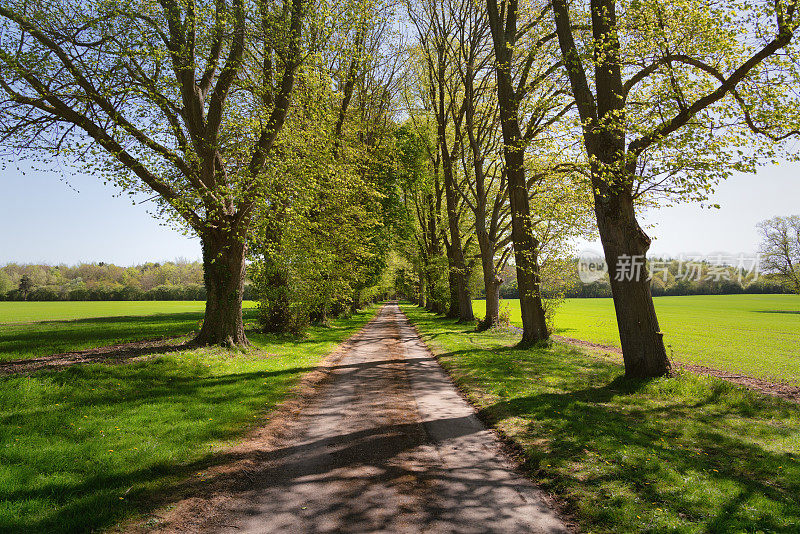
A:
[
  {"xmin": 0, "ymin": 305, "xmax": 377, "ymax": 533},
  {"xmin": 403, "ymin": 303, "xmax": 800, "ymax": 534}
]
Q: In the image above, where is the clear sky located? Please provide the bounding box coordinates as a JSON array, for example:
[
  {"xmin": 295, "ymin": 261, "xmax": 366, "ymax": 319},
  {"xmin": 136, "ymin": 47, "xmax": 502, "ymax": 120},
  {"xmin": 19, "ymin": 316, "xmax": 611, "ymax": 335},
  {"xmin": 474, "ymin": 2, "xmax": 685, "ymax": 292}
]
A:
[
  {"xmin": 572, "ymin": 160, "xmax": 800, "ymax": 259},
  {"xmin": 1, "ymin": 158, "xmax": 798, "ymax": 266},
  {"xmin": 0, "ymin": 160, "xmax": 201, "ymax": 266}
]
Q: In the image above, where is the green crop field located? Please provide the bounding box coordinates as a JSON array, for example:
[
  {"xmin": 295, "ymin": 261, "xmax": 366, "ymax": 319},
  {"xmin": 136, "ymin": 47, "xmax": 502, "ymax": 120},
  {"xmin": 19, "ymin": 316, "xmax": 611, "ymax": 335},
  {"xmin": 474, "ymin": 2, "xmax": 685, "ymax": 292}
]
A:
[
  {"xmin": 472, "ymin": 295, "xmax": 800, "ymax": 383},
  {"xmin": 0, "ymin": 300, "xmax": 257, "ymax": 324},
  {"xmin": 0, "ymin": 301, "xmax": 257, "ymax": 362}
]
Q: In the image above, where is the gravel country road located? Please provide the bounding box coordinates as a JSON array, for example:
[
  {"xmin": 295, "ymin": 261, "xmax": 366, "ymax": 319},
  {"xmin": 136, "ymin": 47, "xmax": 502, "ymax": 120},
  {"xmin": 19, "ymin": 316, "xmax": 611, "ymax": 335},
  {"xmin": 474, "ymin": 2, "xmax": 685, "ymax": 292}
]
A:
[{"xmin": 202, "ymin": 303, "xmax": 568, "ymax": 533}]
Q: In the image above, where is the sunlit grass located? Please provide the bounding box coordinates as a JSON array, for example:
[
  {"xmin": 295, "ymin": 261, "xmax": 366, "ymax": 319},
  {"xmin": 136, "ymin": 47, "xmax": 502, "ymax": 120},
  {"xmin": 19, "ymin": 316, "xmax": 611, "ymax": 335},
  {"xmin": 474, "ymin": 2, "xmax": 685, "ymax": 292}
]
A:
[
  {"xmin": 0, "ymin": 300, "xmax": 257, "ymax": 324},
  {"xmin": 404, "ymin": 303, "xmax": 800, "ymax": 534},
  {"xmin": 0, "ymin": 301, "xmax": 258, "ymax": 361},
  {"xmin": 0, "ymin": 305, "xmax": 377, "ymax": 533},
  {"xmin": 472, "ymin": 295, "xmax": 800, "ymax": 382}
]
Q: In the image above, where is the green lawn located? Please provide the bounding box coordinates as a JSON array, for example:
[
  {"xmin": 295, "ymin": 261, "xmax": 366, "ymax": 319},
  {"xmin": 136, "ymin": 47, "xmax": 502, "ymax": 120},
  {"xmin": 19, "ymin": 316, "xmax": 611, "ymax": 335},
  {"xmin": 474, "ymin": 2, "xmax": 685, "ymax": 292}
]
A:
[
  {"xmin": 403, "ymin": 303, "xmax": 800, "ymax": 534},
  {"xmin": 0, "ymin": 300, "xmax": 257, "ymax": 324},
  {"xmin": 0, "ymin": 305, "xmax": 377, "ymax": 533},
  {"xmin": 0, "ymin": 301, "xmax": 258, "ymax": 361},
  {"xmin": 472, "ymin": 295, "xmax": 800, "ymax": 382}
]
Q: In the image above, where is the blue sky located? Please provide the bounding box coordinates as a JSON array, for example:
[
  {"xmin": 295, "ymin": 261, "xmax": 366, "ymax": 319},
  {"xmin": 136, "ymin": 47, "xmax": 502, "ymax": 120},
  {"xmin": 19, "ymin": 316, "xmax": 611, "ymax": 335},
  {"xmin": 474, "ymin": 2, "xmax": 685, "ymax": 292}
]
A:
[
  {"xmin": 1, "ymin": 158, "xmax": 798, "ymax": 266},
  {"xmin": 0, "ymin": 161, "xmax": 200, "ymax": 265}
]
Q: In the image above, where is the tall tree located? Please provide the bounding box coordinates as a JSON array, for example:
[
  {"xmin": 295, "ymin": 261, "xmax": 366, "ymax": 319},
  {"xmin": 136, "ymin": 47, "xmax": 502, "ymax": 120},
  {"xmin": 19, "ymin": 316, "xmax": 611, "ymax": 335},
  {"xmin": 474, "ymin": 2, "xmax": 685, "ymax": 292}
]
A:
[
  {"xmin": 0, "ymin": 0, "xmax": 308, "ymax": 346},
  {"xmin": 447, "ymin": 0, "xmax": 513, "ymax": 329},
  {"xmin": 485, "ymin": 0, "xmax": 572, "ymax": 344},
  {"xmin": 551, "ymin": 0, "xmax": 800, "ymax": 377},
  {"xmin": 758, "ymin": 215, "xmax": 800, "ymax": 292},
  {"xmin": 407, "ymin": 0, "xmax": 476, "ymax": 322}
]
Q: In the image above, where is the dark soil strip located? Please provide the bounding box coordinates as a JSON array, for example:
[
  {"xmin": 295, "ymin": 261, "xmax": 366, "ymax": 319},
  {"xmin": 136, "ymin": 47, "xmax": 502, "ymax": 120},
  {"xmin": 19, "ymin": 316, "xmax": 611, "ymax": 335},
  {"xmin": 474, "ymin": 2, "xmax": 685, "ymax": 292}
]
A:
[
  {"xmin": 553, "ymin": 335, "xmax": 800, "ymax": 404},
  {"xmin": 0, "ymin": 336, "xmax": 189, "ymax": 375}
]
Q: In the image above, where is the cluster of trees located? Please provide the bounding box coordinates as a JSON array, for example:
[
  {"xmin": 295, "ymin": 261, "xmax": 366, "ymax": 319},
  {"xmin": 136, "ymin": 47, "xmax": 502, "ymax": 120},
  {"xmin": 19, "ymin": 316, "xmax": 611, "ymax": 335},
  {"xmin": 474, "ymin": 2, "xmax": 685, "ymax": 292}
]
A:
[
  {"xmin": 561, "ymin": 262, "xmax": 794, "ymax": 298},
  {"xmin": 393, "ymin": 0, "xmax": 800, "ymax": 378},
  {"xmin": 0, "ymin": 0, "xmax": 401, "ymax": 341},
  {"xmin": 0, "ymin": 261, "xmax": 228, "ymax": 301},
  {"xmin": 1, "ymin": 0, "xmax": 799, "ymax": 377}
]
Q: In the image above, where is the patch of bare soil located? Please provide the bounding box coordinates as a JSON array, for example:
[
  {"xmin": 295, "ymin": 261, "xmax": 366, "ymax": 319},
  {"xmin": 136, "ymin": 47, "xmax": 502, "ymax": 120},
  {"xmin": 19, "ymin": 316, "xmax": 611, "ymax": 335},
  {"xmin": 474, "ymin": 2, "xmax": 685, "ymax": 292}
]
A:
[
  {"xmin": 0, "ymin": 337, "xmax": 190, "ymax": 375},
  {"xmin": 553, "ymin": 335, "xmax": 800, "ymax": 404}
]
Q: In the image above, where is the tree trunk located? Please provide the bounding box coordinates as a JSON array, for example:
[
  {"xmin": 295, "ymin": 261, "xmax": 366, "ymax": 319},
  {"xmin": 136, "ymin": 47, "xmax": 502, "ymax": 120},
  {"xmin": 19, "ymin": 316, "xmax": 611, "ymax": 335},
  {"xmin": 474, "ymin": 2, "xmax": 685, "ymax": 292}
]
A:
[
  {"xmin": 490, "ymin": 26, "xmax": 549, "ymax": 344},
  {"xmin": 594, "ymin": 185, "xmax": 671, "ymax": 378},
  {"xmin": 506, "ymin": 151, "xmax": 549, "ymax": 344},
  {"xmin": 477, "ymin": 229, "xmax": 503, "ymax": 330},
  {"xmin": 482, "ymin": 279, "xmax": 502, "ymax": 330},
  {"xmin": 445, "ymin": 243, "xmax": 460, "ymax": 319},
  {"xmin": 195, "ymin": 231, "xmax": 248, "ymax": 346},
  {"xmin": 351, "ymin": 288, "xmax": 362, "ymax": 314},
  {"xmin": 418, "ymin": 268, "xmax": 426, "ymax": 307},
  {"xmin": 442, "ymin": 159, "xmax": 475, "ymax": 323}
]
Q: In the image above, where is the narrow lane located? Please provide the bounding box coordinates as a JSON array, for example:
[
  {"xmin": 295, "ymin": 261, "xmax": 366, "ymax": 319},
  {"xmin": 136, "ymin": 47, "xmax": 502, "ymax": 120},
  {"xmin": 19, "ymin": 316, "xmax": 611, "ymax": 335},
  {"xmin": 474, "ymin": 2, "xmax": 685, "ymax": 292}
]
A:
[{"xmin": 203, "ymin": 303, "xmax": 568, "ymax": 533}]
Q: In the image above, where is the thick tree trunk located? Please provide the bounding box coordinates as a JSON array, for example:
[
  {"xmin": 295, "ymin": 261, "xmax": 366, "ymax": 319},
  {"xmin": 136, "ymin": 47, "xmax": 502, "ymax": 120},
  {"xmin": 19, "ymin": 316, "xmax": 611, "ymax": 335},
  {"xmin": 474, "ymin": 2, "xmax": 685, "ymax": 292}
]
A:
[
  {"xmin": 195, "ymin": 232, "xmax": 248, "ymax": 347},
  {"xmin": 489, "ymin": 28, "xmax": 549, "ymax": 344},
  {"xmin": 505, "ymin": 151, "xmax": 549, "ymax": 344},
  {"xmin": 594, "ymin": 185, "xmax": 671, "ymax": 378},
  {"xmin": 482, "ymin": 279, "xmax": 502, "ymax": 330}
]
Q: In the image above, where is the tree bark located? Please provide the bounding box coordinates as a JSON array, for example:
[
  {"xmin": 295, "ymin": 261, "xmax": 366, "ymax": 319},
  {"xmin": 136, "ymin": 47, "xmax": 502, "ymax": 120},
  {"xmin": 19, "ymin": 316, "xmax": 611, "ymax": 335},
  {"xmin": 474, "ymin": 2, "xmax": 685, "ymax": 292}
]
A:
[
  {"xmin": 505, "ymin": 150, "xmax": 549, "ymax": 344},
  {"xmin": 445, "ymin": 243, "xmax": 459, "ymax": 319},
  {"xmin": 477, "ymin": 228, "xmax": 503, "ymax": 330},
  {"xmin": 418, "ymin": 267, "xmax": 426, "ymax": 307},
  {"xmin": 487, "ymin": 0, "xmax": 548, "ymax": 344},
  {"xmin": 594, "ymin": 180, "xmax": 671, "ymax": 378},
  {"xmin": 195, "ymin": 231, "xmax": 248, "ymax": 346},
  {"xmin": 442, "ymin": 148, "xmax": 474, "ymax": 323}
]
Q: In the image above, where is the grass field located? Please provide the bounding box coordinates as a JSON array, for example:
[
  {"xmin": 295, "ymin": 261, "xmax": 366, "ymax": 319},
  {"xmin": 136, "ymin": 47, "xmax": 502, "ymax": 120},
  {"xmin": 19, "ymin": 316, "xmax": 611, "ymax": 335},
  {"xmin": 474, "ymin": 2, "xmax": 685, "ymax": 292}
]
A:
[
  {"xmin": 0, "ymin": 301, "xmax": 258, "ymax": 361},
  {"xmin": 403, "ymin": 304, "xmax": 800, "ymax": 534},
  {"xmin": 472, "ymin": 295, "xmax": 800, "ymax": 382},
  {"xmin": 0, "ymin": 300, "xmax": 257, "ymax": 324},
  {"xmin": 0, "ymin": 305, "xmax": 378, "ymax": 533}
]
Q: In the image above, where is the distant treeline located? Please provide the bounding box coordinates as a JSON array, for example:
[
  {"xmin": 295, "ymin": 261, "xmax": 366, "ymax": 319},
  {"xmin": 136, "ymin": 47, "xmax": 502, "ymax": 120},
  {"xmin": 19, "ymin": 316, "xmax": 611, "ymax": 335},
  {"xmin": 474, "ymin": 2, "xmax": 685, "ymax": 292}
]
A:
[
  {"xmin": 0, "ymin": 261, "xmax": 254, "ymax": 301},
  {"xmin": 494, "ymin": 258, "xmax": 794, "ymax": 299}
]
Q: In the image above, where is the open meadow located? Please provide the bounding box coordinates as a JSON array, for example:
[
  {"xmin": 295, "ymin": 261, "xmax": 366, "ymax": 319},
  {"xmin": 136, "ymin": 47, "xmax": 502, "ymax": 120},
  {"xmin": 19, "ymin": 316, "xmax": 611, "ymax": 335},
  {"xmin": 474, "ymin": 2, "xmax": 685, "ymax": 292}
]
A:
[{"xmin": 472, "ymin": 295, "xmax": 800, "ymax": 383}]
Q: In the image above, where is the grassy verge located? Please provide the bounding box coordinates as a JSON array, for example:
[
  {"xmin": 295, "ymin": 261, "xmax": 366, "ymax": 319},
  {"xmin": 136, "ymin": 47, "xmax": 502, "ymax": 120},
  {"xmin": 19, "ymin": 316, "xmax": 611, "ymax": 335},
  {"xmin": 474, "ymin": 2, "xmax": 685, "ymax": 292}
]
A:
[
  {"xmin": 472, "ymin": 295, "xmax": 800, "ymax": 382},
  {"xmin": 402, "ymin": 303, "xmax": 800, "ymax": 533},
  {"xmin": 0, "ymin": 305, "xmax": 377, "ymax": 533},
  {"xmin": 0, "ymin": 302, "xmax": 259, "ymax": 361}
]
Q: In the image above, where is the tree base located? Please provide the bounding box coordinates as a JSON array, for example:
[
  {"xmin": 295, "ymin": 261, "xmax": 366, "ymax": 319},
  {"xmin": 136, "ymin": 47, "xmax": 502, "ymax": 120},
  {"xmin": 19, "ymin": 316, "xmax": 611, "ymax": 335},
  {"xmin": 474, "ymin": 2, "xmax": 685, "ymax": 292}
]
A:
[{"xmin": 191, "ymin": 331, "xmax": 251, "ymax": 349}]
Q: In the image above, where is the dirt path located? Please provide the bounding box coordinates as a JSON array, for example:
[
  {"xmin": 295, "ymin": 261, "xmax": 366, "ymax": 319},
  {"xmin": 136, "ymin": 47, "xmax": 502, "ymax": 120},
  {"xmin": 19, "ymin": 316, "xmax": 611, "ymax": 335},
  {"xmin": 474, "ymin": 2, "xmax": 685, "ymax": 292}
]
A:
[{"xmin": 192, "ymin": 303, "xmax": 568, "ymax": 533}]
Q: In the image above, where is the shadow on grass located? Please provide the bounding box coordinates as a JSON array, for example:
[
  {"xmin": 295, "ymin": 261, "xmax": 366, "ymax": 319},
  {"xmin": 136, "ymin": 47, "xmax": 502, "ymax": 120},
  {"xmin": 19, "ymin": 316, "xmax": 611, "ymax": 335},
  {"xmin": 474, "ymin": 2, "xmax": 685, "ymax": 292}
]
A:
[
  {"xmin": 477, "ymin": 383, "xmax": 800, "ymax": 531},
  {"xmin": 0, "ymin": 364, "xmax": 300, "ymax": 532},
  {"xmin": 1, "ymin": 306, "xmax": 381, "ymax": 533},
  {"xmin": 403, "ymin": 304, "xmax": 800, "ymax": 532},
  {"xmin": 752, "ymin": 310, "xmax": 800, "ymax": 315}
]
